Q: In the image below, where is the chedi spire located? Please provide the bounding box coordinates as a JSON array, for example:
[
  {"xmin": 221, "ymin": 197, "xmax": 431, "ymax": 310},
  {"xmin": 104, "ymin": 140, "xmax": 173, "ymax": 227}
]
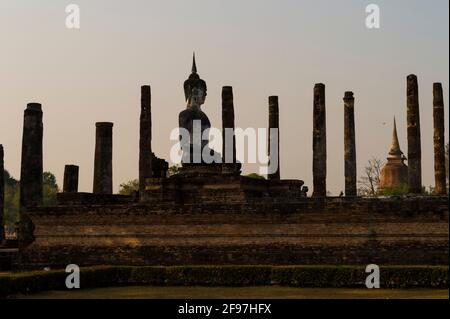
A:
[{"xmin": 389, "ymin": 117, "xmax": 403, "ymax": 158}]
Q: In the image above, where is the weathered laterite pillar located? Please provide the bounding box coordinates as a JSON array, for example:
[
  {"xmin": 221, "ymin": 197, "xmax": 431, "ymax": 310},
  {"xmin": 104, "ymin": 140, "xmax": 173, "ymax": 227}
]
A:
[
  {"xmin": 313, "ymin": 84, "xmax": 327, "ymax": 197},
  {"xmin": 63, "ymin": 165, "xmax": 79, "ymax": 193},
  {"xmin": 344, "ymin": 92, "xmax": 357, "ymax": 196},
  {"xmin": 433, "ymin": 83, "xmax": 447, "ymax": 195},
  {"xmin": 139, "ymin": 85, "xmax": 152, "ymax": 198},
  {"xmin": 222, "ymin": 86, "xmax": 236, "ymax": 165},
  {"xmin": 19, "ymin": 103, "xmax": 43, "ymax": 246},
  {"xmin": 0, "ymin": 145, "xmax": 4, "ymax": 241},
  {"xmin": 406, "ymin": 75, "xmax": 422, "ymax": 194},
  {"xmin": 268, "ymin": 96, "xmax": 280, "ymax": 180},
  {"xmin": 20, "ymin": 103, "xmax": 43, "ymax": 208},
  {"xmin": 93, "ymin": 122, "xmax": 113, "ymax": 194}
]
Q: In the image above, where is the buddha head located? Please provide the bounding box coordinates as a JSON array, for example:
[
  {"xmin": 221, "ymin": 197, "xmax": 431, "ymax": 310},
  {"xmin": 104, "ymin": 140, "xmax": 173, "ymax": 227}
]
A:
[
  {"xmin": 187, "ymin": 87, "xmax": 206, "ymax": 107},
  {"xmin": 184, "ymin": 53, "xmax": 207, "ymax": 107}
]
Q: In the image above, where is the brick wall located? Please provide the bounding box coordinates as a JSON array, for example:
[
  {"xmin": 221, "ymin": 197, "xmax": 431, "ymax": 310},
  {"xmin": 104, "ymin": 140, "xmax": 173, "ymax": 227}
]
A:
[{"xmin": 17, "ymin": 196, "xmax": 449, "ymax": 269}]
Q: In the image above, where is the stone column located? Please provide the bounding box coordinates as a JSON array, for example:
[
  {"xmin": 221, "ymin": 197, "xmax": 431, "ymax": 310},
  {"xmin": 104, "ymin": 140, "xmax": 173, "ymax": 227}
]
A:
[
  {"xmin": 344, "ymin": 92, "xmax": 357, "ymax": 196},
  {"xmin": 63, "ymin": 165, "xmax": 79, "ymax": 193},
  {"xmin": 406, "ymin": 75, "xmax": 422, "ymax": 194},
  {"xmin": 93, "ymin": 122, "xmax": 113, "ymax": 194},
  {"xmin": 433, "ymin": 83, "xmax": 447, "ymax": 195},
  {"xmin": 139, "ymin": 85, "xmax": 152, "ymax": 198},
  {"xmin": 268, "ymin": 96, "xmax": 280, "ymax": 180},
  {"xmin": 19, "ymin": 103, "xmax": 43, "ymax": 247},
  {"xmin": 20, "ymin": 103, "xmax": 43, "ymax": 209},
  {"xmin": 222, "ymin": 86, "xmax": 236, "ymax": 165},
  {"xmin": 313, "ymin": 84, "xmax": 327, "ymax": 197},
  {"xmin": 0, "ymin": 145, "xmax": 4, "ymax": 241}
]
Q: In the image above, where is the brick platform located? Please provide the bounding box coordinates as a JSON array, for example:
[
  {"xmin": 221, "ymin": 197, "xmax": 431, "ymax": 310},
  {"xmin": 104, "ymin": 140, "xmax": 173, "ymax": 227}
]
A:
[{"xmin": 17, "ymin": 196, "xmax": 449, "ymax": 270}]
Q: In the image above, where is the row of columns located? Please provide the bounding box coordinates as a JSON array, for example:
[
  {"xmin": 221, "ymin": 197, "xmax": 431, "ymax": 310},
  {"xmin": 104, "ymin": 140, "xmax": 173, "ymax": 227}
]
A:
[
  {"xmin": 61, "ymin": 123, "xmax": 113, "ymax": 195},
  {"xmin": 406, "ymin": 76, "xmax": 447, "ymax": 195},
  {"xmin": 2, "ymin": 77, "xmax": 447, "ymax": 234},
  {"xmin": 17, "ymin": 104, "xmax": 113, "ymax": 199},
  {"xmin": 307, "ymin": 75, "xmax": 447, "ymax": 197}
]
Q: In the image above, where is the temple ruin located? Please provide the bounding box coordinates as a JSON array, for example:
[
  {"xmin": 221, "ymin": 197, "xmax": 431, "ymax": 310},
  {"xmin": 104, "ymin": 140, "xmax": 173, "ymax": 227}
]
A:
[{"xmin": 0, "ymin": 58, "xmax": 448, "ymax": 270}]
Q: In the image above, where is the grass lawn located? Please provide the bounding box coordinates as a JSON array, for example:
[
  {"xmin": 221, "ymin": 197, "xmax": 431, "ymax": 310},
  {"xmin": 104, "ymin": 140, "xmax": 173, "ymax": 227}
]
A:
[{"xmin": 12, "ymin": 286, "xmax": 449, "ymax": 299}]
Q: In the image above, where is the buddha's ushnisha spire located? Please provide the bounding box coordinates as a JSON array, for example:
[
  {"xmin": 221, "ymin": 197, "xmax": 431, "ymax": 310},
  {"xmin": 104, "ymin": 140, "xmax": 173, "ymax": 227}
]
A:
[
  {"xmin": 192, "ymin": 52, "xmax": 197, "ymax": 74},
  {"xmin": 389, "ymin": 117, "xmax": 403, "ymax": 157},
  {"xmin": 184, "ymin": 52, "xmax": 207, "ymax": 101}
]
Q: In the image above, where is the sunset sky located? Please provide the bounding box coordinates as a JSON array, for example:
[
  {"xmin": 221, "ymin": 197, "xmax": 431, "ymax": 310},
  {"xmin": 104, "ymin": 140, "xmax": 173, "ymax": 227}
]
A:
[{"xmin": 0, "ymin": 0, "xmax": 448, "ymax": 194}]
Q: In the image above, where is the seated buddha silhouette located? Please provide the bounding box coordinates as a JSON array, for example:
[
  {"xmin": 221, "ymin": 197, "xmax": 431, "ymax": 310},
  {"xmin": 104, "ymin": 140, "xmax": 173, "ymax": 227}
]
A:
[{"xmin": 179, "ymin": 54, "xmax": 221, "ymax": 165}]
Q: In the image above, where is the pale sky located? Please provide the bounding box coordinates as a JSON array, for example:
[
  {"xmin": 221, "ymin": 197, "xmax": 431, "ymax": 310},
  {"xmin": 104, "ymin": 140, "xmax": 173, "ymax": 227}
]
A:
[{"xmin": 0, "ymin": 0, "xmax": 448, "ymax": 195}]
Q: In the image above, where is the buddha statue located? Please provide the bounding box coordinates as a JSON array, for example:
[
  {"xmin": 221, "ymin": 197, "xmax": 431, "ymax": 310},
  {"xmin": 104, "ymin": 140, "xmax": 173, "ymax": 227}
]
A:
[{"xmin": 179, "ymin": 54, "xmax": 221, "ymax": 165}]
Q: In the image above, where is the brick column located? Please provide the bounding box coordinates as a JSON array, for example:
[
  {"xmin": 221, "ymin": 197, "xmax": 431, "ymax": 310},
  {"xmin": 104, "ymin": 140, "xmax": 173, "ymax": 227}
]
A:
[
  {"xmin": 344, "ymin": 92, "xmax": 357, "ymax": 196},
  {"xmin": 19, "ymin": 103, "xmax": 43, "ymax": 246},
  {"xmin": 433, "ymin": 83, "xmax": 447, "ymax": 195},
  {"xmin": 139, "ymin": 85, "xmax": 152, "ymax": 198},
  {"xmin": 268, "ymin": 96, "xmax": 280, "ymax": 180},
  {"xmin": 93, "ymin": 122, "xmax": 113, "ymax": 194},
  {"xmin": 313, "ymin": 84, "xmax": 327, "ymax": 197},
  {"xmin": 406, "ymin": 75, "xmax": 422, "ymax": 194},
  {"xmin": 20, "ymin": 103, "xmax": 43, "ymax": 209},
  {"xmin": 63, "ymin": 165, "xmax": 79, "ymax": 193},
  {"xmin": 222, "ymin": 86, "xmax": 236, "ymax": 165}
]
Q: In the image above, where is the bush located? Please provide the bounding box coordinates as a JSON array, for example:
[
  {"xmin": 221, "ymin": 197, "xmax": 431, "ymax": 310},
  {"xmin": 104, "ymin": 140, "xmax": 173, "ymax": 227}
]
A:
[
  {"xmin": 377, "ymin": 184, "xmax": 409, "ymax": 196},
  {"xmin": 0, "ymin": 265, "xmax": 447, "ymax": 297}
]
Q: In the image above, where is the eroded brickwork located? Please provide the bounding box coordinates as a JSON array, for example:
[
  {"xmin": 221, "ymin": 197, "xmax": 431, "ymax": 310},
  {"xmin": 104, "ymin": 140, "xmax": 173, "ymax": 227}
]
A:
[{"xmin": 18, "ymin": 196, "xmax": 449, "ymax": 269}]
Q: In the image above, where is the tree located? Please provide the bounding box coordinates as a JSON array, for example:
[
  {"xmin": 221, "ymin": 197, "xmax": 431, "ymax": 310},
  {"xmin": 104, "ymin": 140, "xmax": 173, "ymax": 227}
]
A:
[
  {"xmin": 377, "ymin": 185, "xmax": 408, "ymax": 196},
  {"xmin": 119, "ymin": 179, "xmax": 139, "ymax": 195},
  {"xmin": 244, "ymin": 173, "xmax": 266, "ymax": 180},
  {"xmin": 43, "ymin": 171, "xmax": 59, "ymax": 206},
  {"xmin": 119, "ymin": 165, "xmax": 182, "ymax": 196},
  {"xmin": 2, "ymin": 171, "xmax": 60, "ymax": 226},
  {"xmin": 167, "ymin": 165, "xmax": 180, "ymax": 177},
  {"xmin": 358, "ymin": 158, "xmax": 383, "ymax": 196}
]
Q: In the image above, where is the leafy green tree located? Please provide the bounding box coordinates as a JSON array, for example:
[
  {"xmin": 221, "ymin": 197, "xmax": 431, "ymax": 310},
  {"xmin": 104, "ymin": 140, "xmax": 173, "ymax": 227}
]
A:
[
  {"xmin": 43, "ymin": 171, "xmax": 59, "ymax": 206},
  {"xmin": 119, "ymin": 179, "xmax": 139, "ymax": 195},
  {"xmin": 377, "ymin": 184, "xmax": 408, "ymax": 196},
  {"xmin": 167, "ymin": 165, "xmax": 180, "ymax": 177},
  {"xmin": 2, "ymin": 171, "xmax": 59, "ymax": 226}
]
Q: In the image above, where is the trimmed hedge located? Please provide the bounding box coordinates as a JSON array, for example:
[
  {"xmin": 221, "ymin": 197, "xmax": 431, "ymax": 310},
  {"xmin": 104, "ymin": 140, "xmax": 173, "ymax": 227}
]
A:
[{"xmin": 0, "ymin": 265, "xmax": 448, "ymax": 297}]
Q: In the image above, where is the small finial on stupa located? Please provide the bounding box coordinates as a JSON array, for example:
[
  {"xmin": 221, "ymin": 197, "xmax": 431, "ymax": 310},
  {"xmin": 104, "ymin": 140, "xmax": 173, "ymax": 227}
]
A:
[{"xmin": 388, "ymin": 117, "xmax": 403, "ymax": 157}]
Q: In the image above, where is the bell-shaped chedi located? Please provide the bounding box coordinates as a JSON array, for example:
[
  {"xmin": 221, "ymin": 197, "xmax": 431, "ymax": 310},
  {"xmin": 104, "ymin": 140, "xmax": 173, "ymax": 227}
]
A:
[{"xmin": 379, "ymin": 118, "xmax": 408, "ymax": 190}]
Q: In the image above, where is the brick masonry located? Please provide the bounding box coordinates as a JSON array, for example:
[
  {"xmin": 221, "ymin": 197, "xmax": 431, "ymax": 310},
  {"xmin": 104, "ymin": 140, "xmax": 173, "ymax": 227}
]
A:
[{"xmin": 17, "ymin": 196, "xmax": 449, "ymax": 269}]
